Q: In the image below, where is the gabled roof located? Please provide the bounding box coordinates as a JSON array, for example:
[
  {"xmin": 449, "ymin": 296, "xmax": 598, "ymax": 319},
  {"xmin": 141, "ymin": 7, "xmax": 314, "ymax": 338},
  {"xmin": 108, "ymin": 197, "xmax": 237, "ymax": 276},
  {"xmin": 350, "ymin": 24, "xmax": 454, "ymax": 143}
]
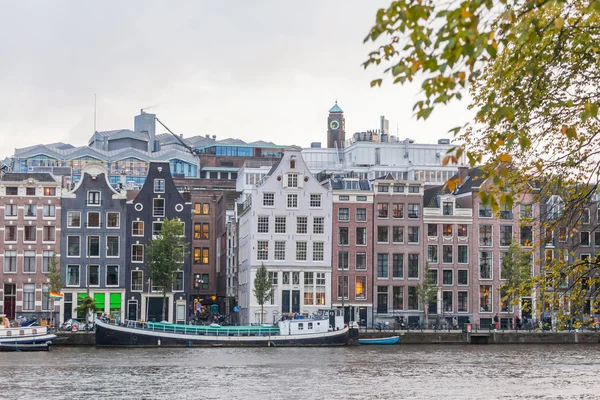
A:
[
  {"xmin": 423, "ymin": 186, "xmax": 442, "ymax": 208},
  {"xmin": 329, "ymin": 102, "xmax": 343, "ymax": 113},
  {"xmin": 1, "ymin": 172, "xmax": 58, "ymax": 183}
]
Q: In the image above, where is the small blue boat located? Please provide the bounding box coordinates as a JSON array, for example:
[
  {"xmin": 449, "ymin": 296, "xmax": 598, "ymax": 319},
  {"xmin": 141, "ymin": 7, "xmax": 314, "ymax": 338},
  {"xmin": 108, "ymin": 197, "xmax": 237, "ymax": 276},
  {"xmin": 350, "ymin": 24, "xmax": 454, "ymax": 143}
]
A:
[{"xmin": 359, "ymin": 336, "xmax": 400, "ymax": 345}]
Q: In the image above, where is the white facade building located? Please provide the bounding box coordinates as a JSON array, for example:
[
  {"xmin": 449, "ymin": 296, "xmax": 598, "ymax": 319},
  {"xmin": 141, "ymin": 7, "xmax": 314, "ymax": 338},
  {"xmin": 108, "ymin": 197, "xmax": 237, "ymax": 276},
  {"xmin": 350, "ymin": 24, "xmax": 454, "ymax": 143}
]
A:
[{"xmin": 237, "ymin": 146, "xmax": 333, "ymax": 324}]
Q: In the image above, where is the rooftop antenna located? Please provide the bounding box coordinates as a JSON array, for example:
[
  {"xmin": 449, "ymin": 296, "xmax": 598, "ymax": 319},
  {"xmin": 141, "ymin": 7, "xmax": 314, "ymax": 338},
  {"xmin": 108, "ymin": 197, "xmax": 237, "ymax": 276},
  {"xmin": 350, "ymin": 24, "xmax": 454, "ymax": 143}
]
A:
[{"xmin": 94, "ymin": 94, "xmax": 97, "ymax": 133}]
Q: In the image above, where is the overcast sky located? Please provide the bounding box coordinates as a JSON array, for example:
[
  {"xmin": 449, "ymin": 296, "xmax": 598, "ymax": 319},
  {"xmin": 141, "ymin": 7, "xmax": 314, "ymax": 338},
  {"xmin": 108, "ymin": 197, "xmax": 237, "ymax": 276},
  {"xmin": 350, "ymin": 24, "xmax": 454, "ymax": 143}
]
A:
[{"xmin": 0, "ymin": 0, "xmax": 472, "ymax": 160}]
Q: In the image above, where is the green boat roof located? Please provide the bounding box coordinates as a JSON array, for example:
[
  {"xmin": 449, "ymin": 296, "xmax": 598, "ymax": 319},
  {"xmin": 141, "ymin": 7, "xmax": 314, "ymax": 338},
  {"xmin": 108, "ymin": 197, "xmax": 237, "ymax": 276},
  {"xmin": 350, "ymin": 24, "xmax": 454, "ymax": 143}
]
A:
[{"xmin": 148, "ymin": 322, "xmax": 280, "ymax": 334}]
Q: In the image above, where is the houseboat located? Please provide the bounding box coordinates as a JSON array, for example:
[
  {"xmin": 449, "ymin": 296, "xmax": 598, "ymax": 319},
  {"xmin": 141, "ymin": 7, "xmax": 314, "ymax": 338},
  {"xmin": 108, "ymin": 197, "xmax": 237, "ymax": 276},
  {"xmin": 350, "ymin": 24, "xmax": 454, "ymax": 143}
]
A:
[
  {"xmin": 0, "ymin": 315, "xmax": 56, "ymax": 346},
  {"xmin": 96, "ymin": 309, "xmax": 354, "ymax": 347}
]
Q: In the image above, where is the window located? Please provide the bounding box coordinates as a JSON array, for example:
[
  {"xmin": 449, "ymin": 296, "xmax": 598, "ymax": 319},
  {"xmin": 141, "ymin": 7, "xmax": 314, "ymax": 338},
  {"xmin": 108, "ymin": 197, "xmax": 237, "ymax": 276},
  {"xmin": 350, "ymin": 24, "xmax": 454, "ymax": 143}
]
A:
[
  {"xmin": 428, "ymin": 245, "xmax": 438, "ymax": 263},
  {"xmin": 194, "ymin": 223, "xmax": 201, "ymax": 239},
  {"xmin": 107, "ymin": 212, "xmax": 120, "ymax": 228},
  {"xmin": 443, "ymin": 270, "xmax": 453, "ymax": 285},
  {"xmin": 287, "ymin": 173, "xmax": 298, "ymax": 187},
  {"xmin": 154, "ymin": 179, "xmax": 165, "ymax": 193},
  {"xmin": 87, "ymin": 212, "xmax": 100, "ymax": 228},
  {"xmin": 5, "ymin": 204, "xmax": 17, "ymax": 217},
  {"xmin": 202, "ymin": 223, "xmax": 209, "ymax": 239},
  {"xmin": 67, "ymin": 265, "xmax": 80, "ymax": 286},
  {"xmin": 106, "ymin": 236, "xmax": 119, "ymax": 257},
  {"xmin": 408, "ymin": 286, "xmax": 418, "ymax": 310},
  {"xmin": 67, "ymin": 211, "xmax": 81, "ymax": 228},
  {"xmin": 257, "ymin": 240, "xmax": 269, "ymax": 260},
  {"xmin": 393, "ymin": 185, "xmax": 404, "ymax": 193},
  {"xmin": 43, "ymin": 226, "xmax": 55, "ymax": 242},
  {"xmin": 393, "ymin": 226, "xmax": 404, "ymax": 243},
  {"xmin": 5, "ymin": 187, "xmax": 18, "ymax": 195},
  {"xmin": 377, "ymin": 203, "xmax": 389, "ymax": 218},
  {"xmin": 356, "ymin": 276, "xmax": 367, "ymax": 300},
  {"xmin": 480, "ymin": 251, "xmax": 492, "ymax": 279},
  {"xmin": 44, "ymin": 187, "xmax": 56, "ymax": 196},
  {"xmin": 443, "ymin": 224, "xmax": 453, "ymax": 237},
  {"xmin": 313, "ymin": 242, "xmax": 324, "ymax": 261},
  {"xmin": 131, "ymin": 270, "xmax": 143, "ymax": 291},
  {"xmin": 263, "ymin": 193, "xmax": 275, "ymax": 206},
  {"xmin": 23, "ymin": 251, "xmax": 36, "ymax": 273},
  {"xmin": 500, "ymin": 225, "xmax": 512, "ymax": 246},
  {"xmin": 87, "ymin": 236, "xmax": 100, "ymax": 257},
  {"xmin": 4, "ymin": 251, "xmax": 16, "ymax": 272},
  {"xmin": 26, "ymin": 187, "xmax": 36, "ymax": 196},
  {"xmin": 559, "ymin": 227, "xmax": 567, "ymax": 242},
  {"xmin": 377, "ymin": 254, "xmax": 389, "ymax": 278},
  {"xmin": 42, "ymin": 251, "xmax": 53, "ymax": 273},
  {"xmin": 88, "ymin": 265, "xmax": 100, "ymax": 286},
  {"xmin": 428, "ymin": 224, "xmax": 438, "ymax": 237},
  {"xmin": 479, "ymin": 225, "xmax": 492, "ymax": 246},
  {"xmin": 338, "ymin": 227, "xmax": 349, "ymax": 245},
  {"xmin": 42, "ymin": 284, "xmax": 51, "ymax": 311},
  {"xmin": 428, "ymin": 269, "xmax": 438, "ymax": 285},
  {"xmin": 521, "ymin": 225, "xmax": 533, "ymax": 246},
  {"xmin": 67, "ymin": 236, "xmax": 80, "ymax": 257},
  {"xmin": 339, "ymin": 195, "xmax": 350, "ymax": 201},
  {"xmin": 392, "ymin": 203, "xmax": 404, "ymax": 219},
  {"xmin": 458, "ymin": 245, "xmax": 468, "ymax": 264},
  {"xmin": 356, "ymin": 208, "xmax": 367, "ymax": 222},
  {"xmin": 377, "ymin": 226, "xmax": 389, "ymax": 243},
  {"xmin": 377, "ymin": 286, "xmax": 389, "ymax": 313},
  {"xmin": 106, "ymin": 265, "xmax": 119, "ymax": 286},
  {"xmin": 258, "ymin": 216, "xmax": 269, "ymax": 233},
  {"xmin": 596, "ymin": 231, "xmax": 600, "ymax": 247},
  {"xmin": 378, "ymin": 185, "xmax": 389, "ymax": 192},
  {"xmin": 408, "ymin": 226, "xmax": 419, "ymax": 243},
  {"xmin": 443, "ymin": 245, "xmax": 453, "ymax": 263},
  {"xmin": 194, "ymin": 248, "xmax": 210, "ymax": 264},
  {"xmin": 458, "ymin": 291, "xmax": 468, "ymax": 312},
  {"xmin": 337, "ymin": 276, "xmax": 349, "ymax": 300},
  {"xmin": 87, "ymin": 191, "xmax": 101, "ymax": 205},
  {"xmin": 356, "ymin": 252, "xmax": 367, "ymax": 270},
  {"xmin": 408, "ymin": 254, "xmax": 419, "ymax": 279},
  {"xmin": 499, "ymin": 205, "xmax": 513, "ymax": 220},
  {"xmin": 131, "ymin": 244, "xmax": 144, "ymax": 262},
  {"xmin": 457, "ymin": 224, "xmax": 468, "ymax": 238},
  {"xmin": 304, "ymin": 272, "xmax": 314, "ymax": 305},
  {"xmin": 356, "ymin": 227, "xmax": 367, "ymax": 245},
  {"xmin": 443, "ymin": 291, "xmax": 453, "ymax": 313},
  {"xmin": 5, "ymin": 226, "xmax": 16, "ymax": 242},
  {"xmin": 310, "ymin": 194, "xmax": 321, "ymax": 207},
  {"xmin": 297, "ymin": 216, "xmax": 307, "ymax": 234},
  {"xmin": 408, "ymin": 185, "xmax": 420, "ymax": 193},
  {"xmin": 43, "ymin": 204, "xmax": 56, "ymax": 217},
  {"xmin": 479, "ymin": 203, "xmax": 492, "ymax": 218},
  {"xmin": 458, "ymin": 270, "xmax": 468, "ymax": 285},
  {"xmin": 194, "ymin": 203, "xmax": 210, "ymax": 214},
  {"xmin": 153, "ymin": 198, "xmax": 165, "ymax": 217},
  {"xmin": 296, "ymin": 241, "xmax": 307, "ymax": 261},
  {"xmin": 173, "ymin": 271, "xmax": 185, "ymax": 291},
  {"xmin": 338, "ymin": 251, "xmax": 349, "ymax": 270},
  {"xmin": 269, "ymin": 271, "xmax": 279, "ymax": 285},
  {"xmin": 24, "ymin": 204, "xmax": 36, "ymax": 217},
  {"xmin": 274, "ymin": 241, "xmax": 286, "ymax": 260},
  {"xmin": 357, "ymin": 195, "xmax": 367, "ymax": 201},
  {"xmin": 443, "ymin": 202, "xmax": 453, "ymax": 216},
  {"xmin": 338, "ymin": 208, "xmax": 349, "ymax": 221},
  {"xmin": 480, "ymin": 285, "xmax": 492, "ymax": 312},
  {"xmin": 520, "ymin": 204, "xmax": 533, "ymax": 219},
  {"xmin": 132, "ymin": 221, "xmax": 144, "ymax": 236},
  {"xmin": 23, "ymin": 284, "xmax": 35, "ymax": 311},
  {"xmin": 274, "ymin": 216, "xmax": 286, "ymax": 233},
  {"xmin": 313, "ymin": 217, "xmax": 324, "ymax": 234},
  {"xmin": 287, "ymin": 194, "xmax": 298, "ymax": 208},
  {"xmin": 581, "ymin": 232, "xmax": 591, "ymax": 247},
  {"xmin": 393, "ymin": 253, "xmax": 404, "ymax": 278},
  {"xmin": 401, "ymin": 204, "xmax": 417, "ymax": 220}
]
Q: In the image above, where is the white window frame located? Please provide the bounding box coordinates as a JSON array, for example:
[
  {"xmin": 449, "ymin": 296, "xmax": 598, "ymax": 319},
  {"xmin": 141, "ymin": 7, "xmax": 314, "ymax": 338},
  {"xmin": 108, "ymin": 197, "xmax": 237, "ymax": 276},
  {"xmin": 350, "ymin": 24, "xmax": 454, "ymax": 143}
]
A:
[
  {"xmin": 66, "ymin": 265, "xmax": 80, "ymax": 287},
  {"xmin": 309, "ymin": 194, "xmax": 322, "ymax": 208},
  {"xmin": 154, "ymin": 179, "xmax": 165, "ymax": 193},
  {"xmin": 106, "ymin": 212, "xmax": 120, "ymax": 229},
  {"xmin": 131, "ymin": 244, "xmax": 144, "ymax": 263},
  {"xmin": 131, "ymin": 270, "xmax": 144, "ymax": 292},
  {"xmin": 87, "ymin": 236, "xmax": 101, "ymax": 258},
  {"xmin": 87, "ymin": 190, "xmax": 101, "ymax": 206},
  {"xmin": 87, "ymin": 211, "xmax": 101, "ymax": 229},
  {"xmin": 67, "ymin": 235, "xmax": 81, "ymax": 258},
  {"xmin": 67, "ymin": 211, "xmax": 81, "ymax": 228},
  {"xmin": 88, "ymin": 264, "xmax": 100, "ymax": 287},
  {"xmin": 106, "ymin": 265, "xmax": 120, "ymax": 287},
  {"xmin": 106, "ymin": 236, "xmax": 120, "ymax": 258}
]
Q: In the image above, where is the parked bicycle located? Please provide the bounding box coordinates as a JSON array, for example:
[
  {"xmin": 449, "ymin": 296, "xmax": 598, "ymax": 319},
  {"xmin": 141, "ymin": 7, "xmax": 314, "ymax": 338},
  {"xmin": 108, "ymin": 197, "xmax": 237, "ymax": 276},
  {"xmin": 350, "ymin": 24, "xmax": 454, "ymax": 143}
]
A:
[{"xmin": 373, "ymin": 321, "xmax": 390, "ymax": 332}]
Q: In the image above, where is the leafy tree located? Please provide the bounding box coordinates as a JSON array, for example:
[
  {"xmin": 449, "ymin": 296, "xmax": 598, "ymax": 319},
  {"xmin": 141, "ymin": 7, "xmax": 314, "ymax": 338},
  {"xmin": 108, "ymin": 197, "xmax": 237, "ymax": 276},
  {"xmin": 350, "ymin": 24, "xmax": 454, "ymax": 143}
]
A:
[
  {"xmin": 47, "ymin": 252, "xmax": 62, "ymax": 327},
  {"xmin": 499, "ymin": 241, "xmax": 532, "ymax": 315},
  {"xmin": 75, "ymin": 295, "xmax": 96, "ymax": 324},
  {"xmin": 253, "ymin": 263, "xmax": 273, "ymax": 325},
  {"xmin": 145, "ymin": 218, "xmax": 189, "ymax": 322},
  {"xmin": 416, "ymin": 262, "xmax": 438, "ymax": 327}
]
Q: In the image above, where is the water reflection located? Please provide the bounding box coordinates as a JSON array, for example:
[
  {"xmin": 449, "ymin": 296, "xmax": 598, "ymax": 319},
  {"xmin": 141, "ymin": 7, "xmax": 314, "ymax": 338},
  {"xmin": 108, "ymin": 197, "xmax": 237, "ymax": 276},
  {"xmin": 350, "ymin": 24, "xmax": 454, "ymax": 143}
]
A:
[{"xmin": 1, "ymin": 345, "xmax": 599, "ymax": 399}]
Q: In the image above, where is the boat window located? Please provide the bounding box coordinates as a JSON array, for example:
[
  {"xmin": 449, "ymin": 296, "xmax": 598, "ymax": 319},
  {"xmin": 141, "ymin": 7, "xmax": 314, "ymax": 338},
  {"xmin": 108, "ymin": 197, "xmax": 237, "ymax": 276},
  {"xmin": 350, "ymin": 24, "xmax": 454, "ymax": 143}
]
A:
[
  {"xmin": 308, "ymin": 323, "xmax": 313, "ymax": 329},
  {"xmin": 32, "ymin": 329, "xmax": 37, "ymax": 335},
  {"xmin": 6, "ymin": 331, "xmax": 11, "ymax": 336},
  {"xmin": 298, "ymin": 323, "xmax": 303, "ymax": 330}
]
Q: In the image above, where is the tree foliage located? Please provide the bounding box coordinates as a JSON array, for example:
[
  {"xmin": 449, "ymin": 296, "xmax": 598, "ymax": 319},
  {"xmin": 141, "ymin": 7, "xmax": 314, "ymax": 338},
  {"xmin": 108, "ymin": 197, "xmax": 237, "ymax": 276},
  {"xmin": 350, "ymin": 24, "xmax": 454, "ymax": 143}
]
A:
[
  {"xmin": 416, "ymin": 262, "xmax": 438, "ymax": 325},
  {"xmin": 75, "ymin": 295, "xmax": 96, "ymax": 322},
  {"xmin": 47, "ymin": 252, "xmax": 62, "ymax": 326},
  {"xmin": 253, "ymin": 263, "xmax": 273, "ymax": 325},
  {"xmin": 145, "ymin": 218, "xmax": 189, "ymax": 321},
  {"xmin": 500, "ymin": 241, "xmax": 532, "ymax": 310}
]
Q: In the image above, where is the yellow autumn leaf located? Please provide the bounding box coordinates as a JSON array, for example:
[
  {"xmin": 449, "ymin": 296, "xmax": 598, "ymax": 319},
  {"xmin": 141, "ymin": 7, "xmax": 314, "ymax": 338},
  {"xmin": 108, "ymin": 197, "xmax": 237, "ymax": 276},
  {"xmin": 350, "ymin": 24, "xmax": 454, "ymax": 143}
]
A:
[
  {"xmin": 498, "ymin": 153, "xmax": 511, "ymax": 163},
  {"xmin": 555, "ymin": 17, "xmax": 564, "ymax": 30}
]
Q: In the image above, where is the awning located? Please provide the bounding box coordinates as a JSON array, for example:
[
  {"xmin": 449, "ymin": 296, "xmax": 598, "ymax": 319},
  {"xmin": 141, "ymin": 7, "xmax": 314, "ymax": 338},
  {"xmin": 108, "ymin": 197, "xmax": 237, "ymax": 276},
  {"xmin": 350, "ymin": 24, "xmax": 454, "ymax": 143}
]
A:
[
  {"xmin": 94, "ymin": 293, "xmax": 105, "ymax": 311},
  {"xmin": 110, "ymin": 293, "xmax": 121, "ymax": 311}
]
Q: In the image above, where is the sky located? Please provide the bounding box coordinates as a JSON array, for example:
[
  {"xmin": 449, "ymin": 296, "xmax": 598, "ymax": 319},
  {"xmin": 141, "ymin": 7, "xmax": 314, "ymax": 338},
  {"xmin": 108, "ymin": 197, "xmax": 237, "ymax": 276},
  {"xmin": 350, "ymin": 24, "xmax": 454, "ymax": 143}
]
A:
[{"xmin": 0, "ymin": 0, "xmax": 472, "ymax": 160}]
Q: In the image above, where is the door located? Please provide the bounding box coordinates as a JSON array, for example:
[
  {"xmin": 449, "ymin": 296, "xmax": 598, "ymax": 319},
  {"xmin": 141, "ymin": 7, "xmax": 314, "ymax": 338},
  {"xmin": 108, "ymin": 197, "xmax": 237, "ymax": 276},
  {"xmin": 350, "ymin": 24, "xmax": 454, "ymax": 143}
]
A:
[
  {"xmin": 3, "ymin": 284, "xmax": 16, "ymax": 319},
  {"xmin": 128, "ymin": 301, "xmax": 138, "ymax": 321},
  {"xmin": 281, "ymin": 290, "xmax": 290, "ymax": 313},
  {"xmin": 148, "ymin": 297, "xmax": 165, "ymax": 322},
  {"xmin": 64, "ymin": 293, "xmax": 72, "ymax": 322},
  {"xmin": 359, "ymin": 307, "xmax": 368, "ymax": 327},
  {"xmin": 377, "ymin": 292, "xmax": 388, "ymax": 314},
  {"xmin": 292, "ymin": 290, "xmax": 300, "ymax": 313}
]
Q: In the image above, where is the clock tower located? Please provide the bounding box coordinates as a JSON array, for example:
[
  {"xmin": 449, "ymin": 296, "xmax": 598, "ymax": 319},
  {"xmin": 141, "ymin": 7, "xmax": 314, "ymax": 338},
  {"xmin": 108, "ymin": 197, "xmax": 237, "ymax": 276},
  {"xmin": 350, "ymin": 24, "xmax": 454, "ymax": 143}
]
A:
[{"xmin": 327, "ymin": 101, "xmax": 345, "ymax": 149}]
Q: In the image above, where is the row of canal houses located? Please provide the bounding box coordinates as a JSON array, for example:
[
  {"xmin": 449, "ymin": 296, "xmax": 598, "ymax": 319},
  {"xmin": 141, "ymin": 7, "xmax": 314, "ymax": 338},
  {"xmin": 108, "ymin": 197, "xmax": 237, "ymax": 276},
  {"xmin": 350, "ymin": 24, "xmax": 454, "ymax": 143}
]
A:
[{"xmin": 0, "ymin": 146, "xmax": 596, "ymax": 328}]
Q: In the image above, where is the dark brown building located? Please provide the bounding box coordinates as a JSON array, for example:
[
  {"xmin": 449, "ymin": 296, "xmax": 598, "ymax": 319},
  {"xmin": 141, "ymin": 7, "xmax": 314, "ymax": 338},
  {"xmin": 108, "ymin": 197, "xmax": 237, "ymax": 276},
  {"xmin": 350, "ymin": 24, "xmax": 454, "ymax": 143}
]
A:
[{"xmin": 327, "ymin": 102, "xmax": 346, "ymax": 149}]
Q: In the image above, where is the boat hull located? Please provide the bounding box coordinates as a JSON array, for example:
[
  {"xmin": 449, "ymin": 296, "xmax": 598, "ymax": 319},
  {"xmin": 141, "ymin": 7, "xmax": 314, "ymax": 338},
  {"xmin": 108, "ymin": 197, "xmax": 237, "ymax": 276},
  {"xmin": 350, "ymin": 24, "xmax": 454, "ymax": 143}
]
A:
[
  {"xmin": 358, "ymin": 336, "xmax": 400, "ymax": 345},
  {"xmin": 0, "ymin": 343, "xmax": 50, "ymax": 352},
  {"xmin": 95, "ymin": 320, "xmax": 350, "ymax": 347},
  {"xmin": 0, "ymin": 333, "xmax": 56, "ymax": 345}
]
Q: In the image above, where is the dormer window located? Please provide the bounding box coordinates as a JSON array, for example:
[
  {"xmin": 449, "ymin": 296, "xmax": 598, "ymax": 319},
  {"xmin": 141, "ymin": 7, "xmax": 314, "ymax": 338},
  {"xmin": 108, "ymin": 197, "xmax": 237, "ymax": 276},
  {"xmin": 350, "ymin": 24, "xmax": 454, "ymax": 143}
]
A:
[
  {"xmin": 26, "ymin": 187, "xmax": 36, "ymax": 196},
  {"xmin": 87, "ymin": 191, "xmax": 101, "ymax": 206},
  {"xmin": 154, "ymin": 179, "xmax": 165, "ymax": 193},
  {"xmin": 5, "ymin": 187, "xmax": 18, "ymax": 195},
  {"xmin": 290, "ymin": 156, "xmax": 296, "ymax": 169},
  {"xmin": 443, "ymin": 201, "xmax": 453, "ymax": 216},
  {"xmin": 288, "ymin": 173, "xmax": 298, "ymax": 188}
]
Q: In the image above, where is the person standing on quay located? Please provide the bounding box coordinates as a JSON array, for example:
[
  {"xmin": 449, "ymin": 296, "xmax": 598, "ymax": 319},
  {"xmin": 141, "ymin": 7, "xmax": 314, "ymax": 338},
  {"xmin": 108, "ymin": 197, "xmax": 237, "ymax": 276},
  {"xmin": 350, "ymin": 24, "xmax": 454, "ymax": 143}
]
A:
[{"xmin": 493, "ymin": 314, "xmax": 499, "ymax": 332}]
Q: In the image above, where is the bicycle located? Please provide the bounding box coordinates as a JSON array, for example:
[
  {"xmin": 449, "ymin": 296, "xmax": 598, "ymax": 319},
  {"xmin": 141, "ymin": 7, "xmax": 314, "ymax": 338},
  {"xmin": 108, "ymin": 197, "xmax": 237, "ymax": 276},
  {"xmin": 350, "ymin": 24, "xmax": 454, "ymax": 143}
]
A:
[{"xmin": 373, "ymin": 321, "xmax": 390, "ymax": 332}]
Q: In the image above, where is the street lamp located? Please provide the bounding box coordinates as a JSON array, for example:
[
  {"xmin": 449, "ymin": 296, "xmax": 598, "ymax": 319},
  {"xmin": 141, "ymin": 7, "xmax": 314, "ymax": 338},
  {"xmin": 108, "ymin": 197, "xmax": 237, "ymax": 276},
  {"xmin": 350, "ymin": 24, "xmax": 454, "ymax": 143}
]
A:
[{"xmin": 194, "ymin": 274, "xmax": 203, "ymax": 316}]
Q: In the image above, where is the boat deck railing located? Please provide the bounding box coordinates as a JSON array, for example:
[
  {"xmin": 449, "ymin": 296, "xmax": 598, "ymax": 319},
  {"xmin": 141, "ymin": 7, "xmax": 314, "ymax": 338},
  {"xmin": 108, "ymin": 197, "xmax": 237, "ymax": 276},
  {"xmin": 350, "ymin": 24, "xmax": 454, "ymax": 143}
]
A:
[{"xmin": 122, "ymin": 320, "xmax": 281, "ymax": 337}]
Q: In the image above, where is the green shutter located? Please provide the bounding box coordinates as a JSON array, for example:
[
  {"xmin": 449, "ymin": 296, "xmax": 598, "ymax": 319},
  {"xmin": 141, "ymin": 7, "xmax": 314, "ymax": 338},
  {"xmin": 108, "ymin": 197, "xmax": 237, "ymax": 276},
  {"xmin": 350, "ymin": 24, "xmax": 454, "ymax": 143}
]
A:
[
  {"xmin": 109, "ymin": 293, "xmax": 121, "ymax": 311},
  {"xmin": 94, "ymin": 293, "xmax": 105, "ymax": 311}
]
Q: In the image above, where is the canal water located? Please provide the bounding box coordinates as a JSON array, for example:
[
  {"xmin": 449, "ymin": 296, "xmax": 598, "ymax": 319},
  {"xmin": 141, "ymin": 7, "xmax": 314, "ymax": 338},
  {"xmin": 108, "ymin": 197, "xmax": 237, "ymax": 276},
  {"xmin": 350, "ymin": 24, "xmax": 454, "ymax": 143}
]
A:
[{"xmin": 1, "ymin": 345, "xmax": 599, "ymax": 399}]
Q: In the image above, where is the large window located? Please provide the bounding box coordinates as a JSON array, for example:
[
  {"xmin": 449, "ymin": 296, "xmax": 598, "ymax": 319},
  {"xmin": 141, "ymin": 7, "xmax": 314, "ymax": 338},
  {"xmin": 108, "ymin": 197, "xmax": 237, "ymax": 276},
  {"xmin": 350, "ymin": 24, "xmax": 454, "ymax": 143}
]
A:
[
  {"xmin": 356, "ymin": 276, "xmax": 367, "ymax": 300},
  {"xmin": 263, "ymin": 193, "xmax": 275, "ymax": 207},
  {"xmin": 304, "ymin": 272, "xmax": 314, "ymax": 305},
  {"xmin": 337, "ymin": 276, "xmax": 349, "ymax": 300},
  {"xmin": 296, "ymin": 216, "xmax": 308, "ymax": 234},
  {"xmin": 43, "ymin": 226, "xmax": 55, "ymax": 242},
  {"xmin": 4, "ymin": 225, "xmax": 16, "ymax": 242},
  {"xmin": 393, "ymin": 226, "xmax": 404, "ymax": 243},
  {"xmin": 287, "ymin": 194, "xmax": 298, "ymax": 208},
  {"xmin": 458, "ymin": 245, "xmax": 468, "ymax": 264},
  {"xmin": 310, "ymin": 194, "xmax": 321, "ymax": 208},
  {"xmin": 407, "ymin": 204, "xmax": 420, "ymax": 219},
  {"xmin": 316, "ymin": 273, "xmax": 326, "ymax": 305},
  {"xmin": 107, "ymin": 212, "xmax": 120, "ymax": 228},
  {"xmin": 457, "ymin": 224, "xmax": 468, "ymax": 238},
  {"xmin": 67, "ymin": 236, "xmax": 80, "ymax": 257},
  {"xmin": 408, "ymin": 254, "xmax": 419, "ymax": 279},
  {"xmin": 521, "ymin": 226, "xmax": 533, "ymax": 246},
  {"xmin": 107, "ymin": 236, "xmax": 119, "ymax": 257},
  {"xmin": 257, "ymin": 216, "xmax": 269, "ymax": 233},
  {"xmin": 153, "ymin": 198, "xmax": 165, "ymax": 217},
  {"xmin": 377, "ymin": 203, "xmax": 389, "ymax": 218},
  {"xmin": 88, "ymin": 265, "xmax": 100, "ymax": 286},
  {"xmin": 24, "ymin": 204, "xmax": 36, "ymax": 217},
  {"xmin": 356, "ymin": 252, "xmax": 367, "ymax": 270},
  {"xmin": 338, "ymin": 227, "xmax": 349, "ymax": 245},
  {"xmin": 458, "ymin": 291, "xmax": 468, "ymax": 312},
  {"xmin": 23, "ymin": 251, "xmax": 36, "ymax": 273},
  {"xmin": 377, "ymin": 254, "xmax": 389, "ymax": 278},
  {"xmin": 479, "ymin": 203, "xmax": 492, "ymax": 218},
  {"xmin": 43, "ymin": 204, "xmax": 56, "ymax": 217},
  {"xmin": 87, "ymin": 212, "xmax": 100, "ymax": 228},
  {"xmin": 4, "ymin": 251, "xmax": 16, "ymax": 272},
  {"xmin": 355, "ymin": 227, "xmax": 367, "ymax": 245},
  {"xmin": 42, "ymin": 251, "xmax": 53, "ymax": 273},
  {"xmin": 442, "ymin": 270, "xmax": 453, "ymax": 285},
  {"xmin": 257, "ymin": 240, "xmax": 269, "ymax": 260},
  {"xmin": 392, "ymin": 203, "xmax": 404, "ymax": 219},
  {"xmin": 87, "ymin": 236, "xmax": 100, "ymax": 257},
  {"xmin": 377, "ymin": 226, "xmax": 389, "ymax": 243},
  {"xmin": 443, "ymin": 202, "xmax": 454, "ymax": 216},
  {"xmin": 5, "ymin": 204, "xmax": 18, "ymax": 217},
  {"xmin": 393, "ymin": 253, "xmax": 404, "ymax": 278},
  {"xmin": 356, "ymin": 208, "xmax": 367, "ymax": 222},
  {"xmin": 428, "ymin": 224, "xmax": 438, "ymax": 237},
  {"xmin": 313, "ymin": 242, "xmax": 324, "ymax": 261},
  {"xmin": 338, "ymin": 208, "xmax": 350, "ymax": 221},
  {"xmin": 275, "ymin": 216, "xmax": 286, "ymax": 233},
  {"xmin": 67, "ymin": 211, "xmax": 81, "ymax": 228},
  {"xmin": 338, "ymin": 251, "xmax": 349, "ymax": 270},
  {"xmin": 408, "ymin": 226, "xmax": 419, "ymax": 243},
  {"xmin": 131, "ymin": 244, "xmax": 144, "ymax": 262},
  {"xmin": 377, "ymin": 286, "xmax": 389, "ymax": 313},
  {"xmin": 392, "ymin": 286, "xmax": 403, "ymax": 310},
  {"xmin": 443, "ymin": 245, "xmax": 453, "ymax": 264},
  {"xmin": 313, "ymin": 217, "xmax": 324, "ymax": 234},
  {"xmin": 442, "ymin": 291, "xmax": 453, "ymax": 313},
  {"xmin": 408, "ymin": 286, "xmax": 418, "ymax": 310},
  {"xmin": 23, "ymin": 284, "xmax": 35, "ymax": 311},
  {"xmin": 479, "ymin": 285, "xmax": 492, "ymax": 312},
  {"xmin": 132, "ymin": 221, "xmax": 144, "ymax": 236},
  {"xmin": 479, "ymin": 251, "xmax": 492, "ymax": 279},
  {"xmin": 479, "ymin": 225, "xmax": 492, "ymax": 246},
  {"xmin": 287, "ymin": 173, "xmax": 298, "ymax": 188},
  {"xmin": 24, "ymin": 226, "xmax": 36, "ymax": 242},
  {"xmin": 427, "ymin": 245, "xmax": 438, "ymax": 263},
  {"xmin": 443, "ymin": 224, "xmax": 453, "ymax": 237},
  {"xmin": 67, "ymin": 265, "xmax": 80, "ymax": 286},
  {"xmin": 107, "ymin": 265, "xmax": 119, "ymax": 286},
  {"xmin": 154, "ymin": 179, "xmax": 165, "ymax": 193},
  {"xmin": 500, "ymin": 225, "xmax": 513, "ymax": 246},
  {"xmin": 42, "ymin": 284, "xmax": 51, "ymax": 311},
  {"xmin": 274, "ymin": 241, "xmax": 286, "ymax": 261},
  {"xmin": 296, "ymin": 242, "xmax": 307, "ymax": 261},
  {"xmin": 457, "ymin": 269, "xmax": 468, "ymax": 286}
]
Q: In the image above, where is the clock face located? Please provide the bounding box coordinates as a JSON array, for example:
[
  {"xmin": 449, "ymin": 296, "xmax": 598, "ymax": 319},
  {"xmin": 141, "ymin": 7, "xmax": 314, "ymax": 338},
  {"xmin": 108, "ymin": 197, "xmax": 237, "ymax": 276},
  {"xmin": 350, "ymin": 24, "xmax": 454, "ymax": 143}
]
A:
[{"xmin": 330, "ymin": 120, "xmax": 340, "ymax": 130}]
